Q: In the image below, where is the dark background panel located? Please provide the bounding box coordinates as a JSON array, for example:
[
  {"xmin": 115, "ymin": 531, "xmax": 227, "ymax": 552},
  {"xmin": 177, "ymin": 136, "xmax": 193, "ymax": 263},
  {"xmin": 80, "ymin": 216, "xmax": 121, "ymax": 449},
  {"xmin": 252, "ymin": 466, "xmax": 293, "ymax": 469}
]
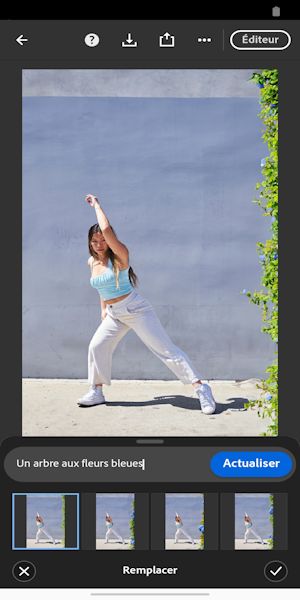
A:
[
  {"xmin": 13, "ymin": 494, "xmax": 26, "ymax": 549},
  {"xmin": 135, "ymin": 493, "xmax": 150, "ymax": 550},
  {"xmin": 80, "ymin": 493, "xmax": 96, "ymax": 550},
  {"xmin": 273, "ymin": 492, "xmax": 288, "ymax": 550},
  {"xmin": 204, "ymin": 493, "xmax": 219, "ymax": 550},
  {"xmin": 64, "ymin": 494, "xmax": 79, "ymax": 549},
  {"xmin": 150, "ymin": 493, "xmax": 165, "ymax": 550},
  {"xmin": 220, "ymin": 493, "xmax": 235, "ymax": 550}
]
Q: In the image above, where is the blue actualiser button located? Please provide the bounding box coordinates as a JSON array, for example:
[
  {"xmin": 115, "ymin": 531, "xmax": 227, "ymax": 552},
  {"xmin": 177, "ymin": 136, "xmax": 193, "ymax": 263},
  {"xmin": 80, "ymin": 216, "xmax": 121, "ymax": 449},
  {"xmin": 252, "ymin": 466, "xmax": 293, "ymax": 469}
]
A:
[{"xmin": 210, "ymin": 451, "xmax": 293, "ymax": 478}]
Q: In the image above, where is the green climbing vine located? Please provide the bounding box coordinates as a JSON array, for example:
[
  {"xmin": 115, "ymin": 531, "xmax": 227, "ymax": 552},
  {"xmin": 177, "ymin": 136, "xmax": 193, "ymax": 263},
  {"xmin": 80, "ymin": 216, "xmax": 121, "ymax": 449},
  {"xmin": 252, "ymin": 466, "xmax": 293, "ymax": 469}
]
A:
[
  {"xmin": 268, "ymin": 494, "xmax": 274, "ymax": 549},
  {"xmin": 243, "ymin": 69, "xmax": 278, "ymax": 436},
  {"xmin": 129, "ymin": 498, "xmax": 135, "ymax": 550},
  {"xmin": 198, "ymin": 509, "xmax": 205, "ymax": 550}
]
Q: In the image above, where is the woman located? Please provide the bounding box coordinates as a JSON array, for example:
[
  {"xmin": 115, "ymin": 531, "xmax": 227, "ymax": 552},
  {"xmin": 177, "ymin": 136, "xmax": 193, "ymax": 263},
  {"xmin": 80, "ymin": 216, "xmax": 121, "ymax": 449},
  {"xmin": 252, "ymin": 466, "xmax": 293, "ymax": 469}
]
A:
[
  {"xmin": 105, "ymin": 513, "xmax": 125, "ymax": 544},
  {"xmin": 174, "ymin": 513, "xmax": 195, "ymax": 545},
  {"xmin": 35, "ymin": 513, "xmax": 57, "ymax": 545},
  {"xmin": 77, "ymin": 194, "xmax": 216, "ymax": 415},
  {"xmin": 243, "ymin": 513, "xmax": 265, "ymax": 544}
]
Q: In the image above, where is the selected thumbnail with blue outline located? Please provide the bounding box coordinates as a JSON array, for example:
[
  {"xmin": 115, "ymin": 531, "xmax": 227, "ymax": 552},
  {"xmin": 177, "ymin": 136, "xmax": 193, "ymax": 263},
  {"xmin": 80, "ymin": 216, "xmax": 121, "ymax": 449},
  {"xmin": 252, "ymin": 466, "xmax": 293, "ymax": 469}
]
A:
[{"xmin": 12, "ymin": 493, "xmax": 80, "ymax": 550}]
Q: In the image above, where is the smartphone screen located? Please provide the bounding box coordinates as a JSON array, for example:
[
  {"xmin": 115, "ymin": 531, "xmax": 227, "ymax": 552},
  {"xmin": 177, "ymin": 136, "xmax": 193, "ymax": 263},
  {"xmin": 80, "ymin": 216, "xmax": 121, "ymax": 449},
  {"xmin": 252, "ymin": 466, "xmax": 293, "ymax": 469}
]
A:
[{"xmin": 0, "ymin": 10, "xmax": 299, "ymax": 600}]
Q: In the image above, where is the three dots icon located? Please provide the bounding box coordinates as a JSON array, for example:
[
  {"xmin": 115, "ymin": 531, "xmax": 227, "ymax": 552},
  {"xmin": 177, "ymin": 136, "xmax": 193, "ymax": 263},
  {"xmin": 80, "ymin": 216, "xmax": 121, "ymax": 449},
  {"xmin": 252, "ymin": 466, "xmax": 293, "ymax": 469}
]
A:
[{"xmin": 197, "ymin": 37, "xmax": 212, "ymax": 43}]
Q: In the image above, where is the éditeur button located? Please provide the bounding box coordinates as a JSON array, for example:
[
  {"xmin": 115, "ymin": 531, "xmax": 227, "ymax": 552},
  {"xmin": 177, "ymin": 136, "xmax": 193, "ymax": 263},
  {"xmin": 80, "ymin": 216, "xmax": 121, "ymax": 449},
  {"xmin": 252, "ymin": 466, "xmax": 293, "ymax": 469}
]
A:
[{"xmin": 230, "ymin": 30, "xmax": 291, "ymax": 50}]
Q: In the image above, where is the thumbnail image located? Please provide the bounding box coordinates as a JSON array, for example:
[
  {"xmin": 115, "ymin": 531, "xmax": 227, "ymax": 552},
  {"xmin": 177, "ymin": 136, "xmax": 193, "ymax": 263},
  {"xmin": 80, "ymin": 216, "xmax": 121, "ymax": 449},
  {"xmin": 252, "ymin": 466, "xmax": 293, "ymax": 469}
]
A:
[
  {"xmin": 96, "ymin": 493, "xmax": 135, "ymax": 550},
  {"xmin": 165, "ymin": 493, "xmax": 204, "ymax": 550},
  {"xmin": 12, "ymin": 493, "xmax": 79, "ymax": 550},
  {"xmin": 235, "ymin": 493, "xmax": 273, "ymax": 550},
  {"xmin": 27, "ymin": 493, "xmax": 64, "ymax": 548},
  {"xmin": 22, "ymin": 68, "xmax": 278, "ymax": 438}
]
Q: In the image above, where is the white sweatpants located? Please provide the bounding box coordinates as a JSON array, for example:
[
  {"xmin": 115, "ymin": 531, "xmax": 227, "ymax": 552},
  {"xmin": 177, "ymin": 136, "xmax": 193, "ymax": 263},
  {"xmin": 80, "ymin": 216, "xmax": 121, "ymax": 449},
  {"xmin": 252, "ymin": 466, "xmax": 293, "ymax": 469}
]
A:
[
  {"xmin": 105, "ymin": 527, "xmax": 124, "ymax": 543},
  {"xmin": 244, "ymin": 526, "xmax": 263, "ymax": 543},
  {"xmin": 35, "ymin": 526, "xmax": 54, "ymax": 543},
  {"xmin": 175, "ymin": 527, "xmax": 194, "ymax": 544},
  {"xmin": 88, "ymin": 291, "xmax": 202, "ymax": 386}
]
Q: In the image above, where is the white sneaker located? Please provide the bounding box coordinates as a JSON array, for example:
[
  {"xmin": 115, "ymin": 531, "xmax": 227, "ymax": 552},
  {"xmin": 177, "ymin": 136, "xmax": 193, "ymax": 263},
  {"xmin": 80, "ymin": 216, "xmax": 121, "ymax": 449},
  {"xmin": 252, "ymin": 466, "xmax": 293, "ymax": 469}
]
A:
[
  {"xmin": 195, "ymin": 383, "xmax": 216, "ymax": 415},
  {"xmin": 77, "ymin": 385, "xmax": 106, "ymax": 407}
]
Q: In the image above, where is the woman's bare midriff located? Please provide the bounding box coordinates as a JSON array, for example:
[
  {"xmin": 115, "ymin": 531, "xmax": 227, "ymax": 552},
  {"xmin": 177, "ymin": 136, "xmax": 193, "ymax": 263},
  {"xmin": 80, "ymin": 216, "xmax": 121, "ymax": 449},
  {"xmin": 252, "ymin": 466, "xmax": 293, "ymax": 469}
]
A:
[{"xmin": 103, "ymin": 292, "xmax": 132, "ymax": 305}]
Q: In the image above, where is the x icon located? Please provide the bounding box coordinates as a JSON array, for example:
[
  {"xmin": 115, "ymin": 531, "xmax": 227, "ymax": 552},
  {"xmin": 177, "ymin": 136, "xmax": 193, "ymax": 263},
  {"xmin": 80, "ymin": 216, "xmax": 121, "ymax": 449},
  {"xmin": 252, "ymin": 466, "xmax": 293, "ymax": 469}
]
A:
[
  {"xmin": 12, "ymin": 561, "xmax": 36, "ymax": 582},
  {"xmin": 19, "ymin": 566, "xmax": 30, "ymax": 577}
]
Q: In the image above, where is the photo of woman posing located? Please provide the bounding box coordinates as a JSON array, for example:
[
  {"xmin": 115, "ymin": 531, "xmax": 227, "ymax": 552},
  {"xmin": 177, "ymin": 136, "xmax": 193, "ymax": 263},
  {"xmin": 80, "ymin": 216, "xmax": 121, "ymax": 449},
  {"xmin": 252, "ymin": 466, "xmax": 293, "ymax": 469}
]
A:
[
  {"xmin": 104, "ymin": 513, "xmax": 126, "ymax": 545},
  {"xmin": 77, "ymin": 194, "xmax": 216, "ymax": 416},
  {"xmin": 174, "ymin": 513, "xmax": 196, "ymax": 545},
  {"xmin": 243, "ymin": 513, "xmax": 265, "ymax": 545},
  {"xmin": 35, "ymin": 513, "xmax": 59, "ymax": 545}
]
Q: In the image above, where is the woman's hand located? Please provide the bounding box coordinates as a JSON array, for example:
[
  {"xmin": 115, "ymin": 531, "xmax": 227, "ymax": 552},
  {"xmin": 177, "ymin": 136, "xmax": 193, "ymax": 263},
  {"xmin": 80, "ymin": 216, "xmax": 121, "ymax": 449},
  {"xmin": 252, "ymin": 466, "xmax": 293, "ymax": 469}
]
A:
[
  {"xmin": 101, "ymin": 310, "xmax": 107, "ymax": 321},
  {"xmin": 85, "ymin": 194, "xmax": 99, "ymax": 208}
]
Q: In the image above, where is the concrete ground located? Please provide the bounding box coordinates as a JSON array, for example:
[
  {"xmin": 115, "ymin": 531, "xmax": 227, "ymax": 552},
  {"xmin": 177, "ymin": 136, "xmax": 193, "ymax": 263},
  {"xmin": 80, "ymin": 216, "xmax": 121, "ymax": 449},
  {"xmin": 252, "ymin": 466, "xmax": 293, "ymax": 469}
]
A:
[
  {"xmin": 26, "ymin": 539, "xmax": 63, "ymax": 548},
  {"xmin": 22, "ymin": 378, "xmax": 270, "ymax": 437},
  {"xmin": 96, "ymin": 539, "xmax": 130, "ymax": 549},
  {"xmin": 165, "ymin": 539, "xmax": 200, "ymax": 550},
  {"xmin": 235, "ymin": 539, "xmax": 269, "ymax": 550}
]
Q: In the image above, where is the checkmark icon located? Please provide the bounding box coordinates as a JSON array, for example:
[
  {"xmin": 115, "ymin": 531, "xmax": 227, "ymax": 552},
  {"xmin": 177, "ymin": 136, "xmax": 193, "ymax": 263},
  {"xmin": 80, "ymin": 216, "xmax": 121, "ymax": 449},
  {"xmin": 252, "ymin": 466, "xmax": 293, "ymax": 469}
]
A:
[
  {"xmin": 270, "ymin": 566, "xmax": 283, "ymax": 576},
  {"xmin": 265, "ymin": 561, "xmax": 288, "ymax": 583}
]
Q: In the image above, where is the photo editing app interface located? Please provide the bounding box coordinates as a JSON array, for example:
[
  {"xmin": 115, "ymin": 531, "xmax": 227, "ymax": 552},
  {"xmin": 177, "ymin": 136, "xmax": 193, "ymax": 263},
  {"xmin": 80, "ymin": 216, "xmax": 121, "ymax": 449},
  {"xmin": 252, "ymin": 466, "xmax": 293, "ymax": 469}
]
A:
[{"xmin": 0, "ymin": 17, "xmax": 299, "ymax": 594}]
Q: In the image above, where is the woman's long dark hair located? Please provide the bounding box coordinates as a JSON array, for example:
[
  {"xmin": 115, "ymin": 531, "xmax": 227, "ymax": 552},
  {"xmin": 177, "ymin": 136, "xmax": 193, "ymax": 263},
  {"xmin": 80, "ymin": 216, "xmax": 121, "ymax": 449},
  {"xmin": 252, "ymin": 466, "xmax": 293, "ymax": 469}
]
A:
[{"xmin": 88, "ymin": 224, "xmax": 138, "ymax": 289}]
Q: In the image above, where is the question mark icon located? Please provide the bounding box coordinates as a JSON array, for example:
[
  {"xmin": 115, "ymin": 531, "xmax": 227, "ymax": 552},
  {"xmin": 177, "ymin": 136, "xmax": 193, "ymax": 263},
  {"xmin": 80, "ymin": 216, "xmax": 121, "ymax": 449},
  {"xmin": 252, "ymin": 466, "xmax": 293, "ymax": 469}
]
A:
[{"xmin": 84, "ymin": 33, "xmax": 100, "ymax": 47}]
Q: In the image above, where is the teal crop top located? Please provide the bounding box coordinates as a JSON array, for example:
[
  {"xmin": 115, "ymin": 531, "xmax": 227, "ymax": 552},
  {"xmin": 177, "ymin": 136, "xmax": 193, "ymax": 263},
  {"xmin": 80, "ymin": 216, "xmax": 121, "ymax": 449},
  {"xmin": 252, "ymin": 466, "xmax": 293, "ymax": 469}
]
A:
[{"xmin": 90, "ymin": 258, "xmax": 134, "ymax": 300}]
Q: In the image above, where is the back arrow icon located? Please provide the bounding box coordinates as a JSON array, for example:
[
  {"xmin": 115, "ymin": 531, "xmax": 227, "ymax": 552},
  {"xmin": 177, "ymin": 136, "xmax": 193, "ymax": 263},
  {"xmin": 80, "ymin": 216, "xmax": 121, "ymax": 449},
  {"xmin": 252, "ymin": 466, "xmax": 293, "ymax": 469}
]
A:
[{"xmin": 16, "ymin": 35, "xmax": 29, "ymax": 46}]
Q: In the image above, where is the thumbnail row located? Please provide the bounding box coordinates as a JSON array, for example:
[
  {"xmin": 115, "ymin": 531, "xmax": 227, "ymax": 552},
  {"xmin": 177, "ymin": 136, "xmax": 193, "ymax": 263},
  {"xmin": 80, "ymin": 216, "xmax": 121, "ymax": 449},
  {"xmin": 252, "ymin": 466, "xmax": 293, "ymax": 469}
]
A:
[{"xmin": 12, "ymin": 492, "xmax": 278, "ymax": 551}]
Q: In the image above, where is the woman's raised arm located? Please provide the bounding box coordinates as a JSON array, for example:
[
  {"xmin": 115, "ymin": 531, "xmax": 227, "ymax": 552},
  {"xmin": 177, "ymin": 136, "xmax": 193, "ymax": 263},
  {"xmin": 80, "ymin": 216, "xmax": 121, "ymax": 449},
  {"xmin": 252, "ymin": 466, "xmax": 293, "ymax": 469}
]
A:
[{"xmin": 85, "ymin": 194, "xmax": 129, "ymax": 264}]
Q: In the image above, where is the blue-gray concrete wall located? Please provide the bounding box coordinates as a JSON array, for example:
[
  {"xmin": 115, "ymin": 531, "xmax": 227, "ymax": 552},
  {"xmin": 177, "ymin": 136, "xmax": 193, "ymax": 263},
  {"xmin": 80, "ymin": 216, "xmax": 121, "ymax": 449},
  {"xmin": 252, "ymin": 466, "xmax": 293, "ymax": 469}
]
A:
[{"xmin": 23, "ymin": 70, "xmax": 274, "ymax": 379}]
